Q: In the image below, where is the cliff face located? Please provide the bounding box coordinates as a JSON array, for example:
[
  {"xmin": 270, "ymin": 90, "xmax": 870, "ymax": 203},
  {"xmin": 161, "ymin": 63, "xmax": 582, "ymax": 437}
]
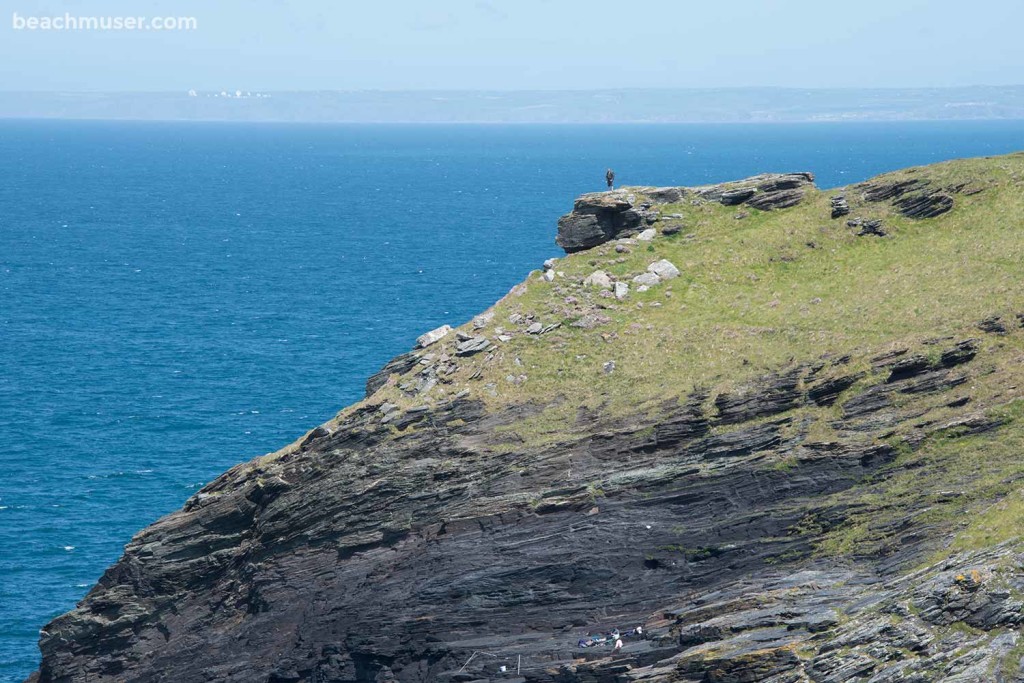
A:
[{"xmin": 32, "ymin": 153, "xmax": 1024, "ymax": 683}]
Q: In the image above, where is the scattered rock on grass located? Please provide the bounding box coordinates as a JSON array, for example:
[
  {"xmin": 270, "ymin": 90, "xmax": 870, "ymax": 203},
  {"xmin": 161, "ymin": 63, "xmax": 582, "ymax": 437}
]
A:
[
  {"xmin": 830, "ymin": 195, "xmax": 850, "ymax": 219},
  {"xmin": 455, "ymin": 337, "xmax": 490, "ymax": 356},
  {"xmin": 648, "ymin": 259, "xmax": 680, "ymax": 280},
  {"xmin": 583, "ymin": 270, "xmax": 613, "ymax": 289},
  {"xmin": 417, "ymin": 325, "xmax": 452, "ymax": 348},
  {"xmin": 977, "ymin": 316, "xmax": 1008, "ymax": 334},
  {"xmin": 633, "ymin": 272, "xmax": 661, "ymax": 287}
]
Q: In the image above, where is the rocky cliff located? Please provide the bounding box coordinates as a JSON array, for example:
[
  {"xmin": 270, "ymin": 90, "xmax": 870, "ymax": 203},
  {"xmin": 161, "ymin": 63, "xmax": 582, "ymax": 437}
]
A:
[{"xmin": 31, "ymin": 153, "xmax": 1024, "ymax": 683}]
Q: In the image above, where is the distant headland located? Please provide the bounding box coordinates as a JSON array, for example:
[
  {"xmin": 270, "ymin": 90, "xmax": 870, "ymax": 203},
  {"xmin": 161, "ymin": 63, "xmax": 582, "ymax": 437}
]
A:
[{"xmin": 3, "ymin": 85, "xmax": 1024, "ymax": 123}]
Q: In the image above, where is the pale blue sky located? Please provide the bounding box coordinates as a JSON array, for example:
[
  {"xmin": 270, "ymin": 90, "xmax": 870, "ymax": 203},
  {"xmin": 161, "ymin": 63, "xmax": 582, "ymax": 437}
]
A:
[{"xmin": 2, "ymin": 0, "xmax": 1022, "ymax": 91}]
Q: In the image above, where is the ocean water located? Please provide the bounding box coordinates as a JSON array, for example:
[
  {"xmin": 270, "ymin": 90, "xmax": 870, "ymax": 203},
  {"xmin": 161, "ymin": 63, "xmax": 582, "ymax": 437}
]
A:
[{"xmin": 2, "ymin": 119, "xmax": 1023, "ymax": 680}]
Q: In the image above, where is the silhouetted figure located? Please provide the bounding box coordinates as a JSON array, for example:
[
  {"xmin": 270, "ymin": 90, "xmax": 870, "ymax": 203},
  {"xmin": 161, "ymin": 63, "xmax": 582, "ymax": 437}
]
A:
[{"xmin": 606, "ymin": 168, "xmax": 615, "ymax": 189}]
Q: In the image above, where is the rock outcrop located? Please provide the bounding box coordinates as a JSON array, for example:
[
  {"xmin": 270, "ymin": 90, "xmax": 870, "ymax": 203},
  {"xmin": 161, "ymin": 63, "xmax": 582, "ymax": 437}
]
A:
[{"xmin": 555, "ymin": 173, "xmax": 814, "ymax": 253}]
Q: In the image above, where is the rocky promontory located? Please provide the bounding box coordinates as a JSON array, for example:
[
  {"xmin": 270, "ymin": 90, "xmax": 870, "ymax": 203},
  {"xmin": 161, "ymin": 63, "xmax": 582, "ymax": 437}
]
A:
[{"xmin": 30, "ymin": 153, "xmax": 1024, "ymax": 683}]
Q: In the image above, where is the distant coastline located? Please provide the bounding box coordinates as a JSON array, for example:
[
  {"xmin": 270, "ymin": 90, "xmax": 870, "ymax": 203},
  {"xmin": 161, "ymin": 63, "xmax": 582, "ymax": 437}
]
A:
[{"xmin": 3, "ymin": 86, "xmax": 1024, "ymax": 124}]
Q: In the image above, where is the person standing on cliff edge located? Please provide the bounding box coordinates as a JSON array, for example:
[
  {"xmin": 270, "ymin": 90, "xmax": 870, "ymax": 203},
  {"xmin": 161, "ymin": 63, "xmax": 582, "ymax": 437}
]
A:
[{"xmin": 606, "ymin": 168, "xmax": 615, "ymax": 189}]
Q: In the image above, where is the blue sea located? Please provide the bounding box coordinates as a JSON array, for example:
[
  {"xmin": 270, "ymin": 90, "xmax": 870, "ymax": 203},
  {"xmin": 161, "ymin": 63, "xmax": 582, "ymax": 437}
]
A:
[{"xmin": 2, "ymin": 120, "xmax": 1023, "ymax": 680}]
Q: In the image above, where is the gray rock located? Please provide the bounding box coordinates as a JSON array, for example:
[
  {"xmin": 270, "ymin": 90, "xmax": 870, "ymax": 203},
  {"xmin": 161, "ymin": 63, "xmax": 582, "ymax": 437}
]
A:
[
  {"xmin": 417, "ymin": 325, "xmax": 452, "ymax": 348},
  {"xmin": 895, "ymin": 192, "xmax": 955, "ymax": 219},
  {"xmin": 526, "ymin": 322, "xmax": 543, "ymax": 334},
  {"xmin": 365, "ymin": 351, "xmax": 420, "ymax": 397},
  {"xmin": 614, "ymin": 282, "xmax": 629, "ymax": 300},
  {"xmin": 747, "ymin": 188, "xmax": 806, "ymax": 210},
  {"xmin": 830, "ymin": 195, "xmax": 851, "ymax": 219},
  {"xmin": 583, "ymin": 270, "xmax": 613, "ymax": 289},
  {"xmin": 720, "ymin": 187, "xmax": 756, "ymax": 205},
  {"xmin": 858, "ymin": 219, "xmax": 887, "ymax": 237},
  {"xmin": 647, "ymin": 259, "xmax": 680, "ymax": 280},
  {"xmin": 633, "ymin": 272, "xmax": 661, "ymax": 287},
  {"xmin": 455, "ymin": 336, "xmax": 491, "ymax": 356},
  {"xmin": 637, "ymin": 228, "xmax": 656, "ymax": 241}
]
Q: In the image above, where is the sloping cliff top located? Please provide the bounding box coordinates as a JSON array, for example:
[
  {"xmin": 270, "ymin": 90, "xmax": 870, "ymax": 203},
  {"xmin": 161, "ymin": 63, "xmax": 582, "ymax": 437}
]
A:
[{"xmin": 32, "ymin": 152, "xmax": 1024, "ymax": 683}]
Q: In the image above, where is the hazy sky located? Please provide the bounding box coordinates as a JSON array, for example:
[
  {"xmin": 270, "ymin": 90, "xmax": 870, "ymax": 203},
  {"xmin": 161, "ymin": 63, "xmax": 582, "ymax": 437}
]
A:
[{"xmin": 2, "ymin": 0, "xmax": 1023, "ymax": 91}]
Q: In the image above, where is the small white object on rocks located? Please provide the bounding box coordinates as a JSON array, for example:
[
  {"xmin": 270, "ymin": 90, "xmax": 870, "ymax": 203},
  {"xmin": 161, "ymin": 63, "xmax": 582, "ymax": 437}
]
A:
[
  {"xmin": 417, "ymin": 324, "xmax": 452, "ymax": 348},
  {"xmin": 647, "ymin": 259, "xmax": 680, "ymax": 280},
  {"xmin": 583, "ymin": 270, "xmax": 613, "ymax": 289},
  {"xmin": 543, "ymin": 258, "xmax": 559, "ymax": 271},
  {"xmin": 633, "ymin": 272, "xmax": 661, "ymax": 287},
  {"xmin": 614, "ymin": 282, "xmax": 629, "ymax": 300},
  {"xmin": 637, "ymin": 228, "xmax": 657, "ymax": 241}
]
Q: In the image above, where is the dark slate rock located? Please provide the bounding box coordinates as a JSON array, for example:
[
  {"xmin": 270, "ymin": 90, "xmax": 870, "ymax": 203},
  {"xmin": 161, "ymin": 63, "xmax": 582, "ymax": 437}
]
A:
[
  {"xmin": 857, "ymin": 178, "xmax": 927, "ymax": 202},
  {"xmin": 808, "ymin": 372, "xmax": 864, "ymax": 406},
  {"xmin": 714, "ymin": 369, "xmax": 804, "ymax": 424},
  {"xmin": 858, "ymin": 219, "xmax": 886, "ymax": 236},
  {"xmin": 939, "ymin": 338, "xmax": 980, "ymax": 367},
  {"xmin": 977, "ymin": 316, "xmax": 1008, "ymax": 334},
  {"xmin": 898, "ymin": 370, "xmax": 968, "ymax": 395},
  {"xmin": 895, "ymin": 192, "xmax": 955, "ymax": 219},
  {"xmin": 555, "ymin": 194, "xmax": 655, "ymax": 253},
  {"xmin": 720, "ymin": 187, "xmax": 756, "ymax": 206},
  {"xmin": 645, "ymin": 187, "xmax": 685, "ymax": 203},
  {"xmin": 365, "ymin": 350, "xmax": 420, "ymax": 397},
  {"xmin": 756, "ymin": 173, "xmax": 814, "ymax": 191},
  {"xmin": 841, "ymin": 384, "xmax": 893, "ymax": 419},
  {"xmin": 746, "ymin": 188, "xmax": 806, "ymax": 211},
  {"xmin": 700, "ymin": 420, "xmax": 785, "ymax": 459},
  {"xmin": 830, "ymin": 195, "xmax": 850, "ymax": 219},
  {"xmin": 455, "ymin": 336, "xmax": 491, "ymax": 356}
]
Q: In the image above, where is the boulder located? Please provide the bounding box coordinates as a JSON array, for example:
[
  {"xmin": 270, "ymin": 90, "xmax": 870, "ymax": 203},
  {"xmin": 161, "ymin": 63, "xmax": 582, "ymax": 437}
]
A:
[
  {"xmin": 633, "ymin": 272, "xmax": 661, "ymax": 287},
  {"xmin": 637, "ymin": 228, "xmax": 656, "ymax": 241},
  {"xmin": 614, "ymin": 282, "xmax": 629, "ymax": 300},
  {"xmin": 417, "ymin": 325, "xmax": 452, "ymax": 349},
  {"xmin": 647, "ymin": 259, "xmax": 680, "ymax": 280},
  {"xmin": 583, "ymin": 270, "xmax": 613, "ymax": 289},
  {"xmin": 455, "ymin": 337, "xmax": 490, "ymax": 356},
  {"xmin": 555, "ymin": 193, "xmax": 643, "ymax": 253}
]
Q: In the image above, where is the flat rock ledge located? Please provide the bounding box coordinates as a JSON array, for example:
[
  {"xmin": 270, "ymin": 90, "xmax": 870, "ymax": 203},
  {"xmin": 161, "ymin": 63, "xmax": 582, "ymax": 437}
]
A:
[{"xmin": 555, "ymin": 173, "xmax": 815, "ymax": 253}]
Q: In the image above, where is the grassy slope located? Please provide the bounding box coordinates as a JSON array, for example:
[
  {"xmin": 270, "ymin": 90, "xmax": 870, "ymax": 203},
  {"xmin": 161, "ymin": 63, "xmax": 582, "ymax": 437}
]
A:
[{"xmin": 351, "ymin": 151, "xmax": 1024, "ymax": 561}]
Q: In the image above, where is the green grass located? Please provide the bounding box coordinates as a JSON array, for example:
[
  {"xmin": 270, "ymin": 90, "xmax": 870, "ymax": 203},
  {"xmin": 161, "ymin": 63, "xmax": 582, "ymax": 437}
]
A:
[
  {"xmin": 808, "ymin": 399, "xmax": 1024, "ymax": 559},
  {"xmin": 371, "ymin": 153, "xmax": 1024, "ymax": 429}
]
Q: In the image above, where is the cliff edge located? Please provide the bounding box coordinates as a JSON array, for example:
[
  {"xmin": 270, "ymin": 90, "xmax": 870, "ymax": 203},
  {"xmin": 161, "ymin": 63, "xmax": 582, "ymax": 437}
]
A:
[{"xmin": 31, "ymin": 152, "xmax": 1024, "ymax": 683}]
